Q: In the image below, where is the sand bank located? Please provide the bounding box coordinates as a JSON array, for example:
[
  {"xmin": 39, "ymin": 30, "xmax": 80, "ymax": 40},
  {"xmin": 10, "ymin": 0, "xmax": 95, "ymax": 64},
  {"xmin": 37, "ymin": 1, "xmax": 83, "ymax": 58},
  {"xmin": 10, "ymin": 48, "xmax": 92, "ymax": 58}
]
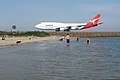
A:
[{"xmin": 0, "ymin": 36, "xmax": 59, "ymax": 47}]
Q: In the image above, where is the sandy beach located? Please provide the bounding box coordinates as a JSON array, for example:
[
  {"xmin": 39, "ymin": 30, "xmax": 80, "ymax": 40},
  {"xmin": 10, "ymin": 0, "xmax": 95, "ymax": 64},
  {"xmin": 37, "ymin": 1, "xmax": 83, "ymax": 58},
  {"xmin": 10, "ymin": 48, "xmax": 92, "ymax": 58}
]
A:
[{"xmin": 0, "ymin": 36, "xmax": 59, "ymax": 47}]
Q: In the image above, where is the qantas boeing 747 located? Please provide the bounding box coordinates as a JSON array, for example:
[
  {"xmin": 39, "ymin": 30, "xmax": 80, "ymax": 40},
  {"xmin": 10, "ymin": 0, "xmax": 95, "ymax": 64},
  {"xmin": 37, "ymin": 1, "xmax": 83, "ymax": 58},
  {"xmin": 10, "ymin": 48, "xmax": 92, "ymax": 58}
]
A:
[{"xmin": 35, "ymin": 14, "xmax": 102, "ymax": 31}]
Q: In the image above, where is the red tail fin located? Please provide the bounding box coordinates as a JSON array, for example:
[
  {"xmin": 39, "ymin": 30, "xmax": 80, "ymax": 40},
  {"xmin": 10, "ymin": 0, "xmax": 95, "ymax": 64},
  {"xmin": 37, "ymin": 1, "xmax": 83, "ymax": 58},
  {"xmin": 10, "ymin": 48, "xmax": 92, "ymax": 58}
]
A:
[
  {"xmin": 81, "ymin": 14, "xmax": 101, "ymax": 30},
  {"xmin": 91, "ymin": 14, "xmax": 101, "ymax": 25}
]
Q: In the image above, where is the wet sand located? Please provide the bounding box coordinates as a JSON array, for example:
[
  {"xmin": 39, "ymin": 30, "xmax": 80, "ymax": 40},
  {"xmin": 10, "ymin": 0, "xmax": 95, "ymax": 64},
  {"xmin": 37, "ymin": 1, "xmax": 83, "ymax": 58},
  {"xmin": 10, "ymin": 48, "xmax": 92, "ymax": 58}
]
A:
[{"xmin": 0, "ymin": 36, "xmax": 59, "ymax": 47}]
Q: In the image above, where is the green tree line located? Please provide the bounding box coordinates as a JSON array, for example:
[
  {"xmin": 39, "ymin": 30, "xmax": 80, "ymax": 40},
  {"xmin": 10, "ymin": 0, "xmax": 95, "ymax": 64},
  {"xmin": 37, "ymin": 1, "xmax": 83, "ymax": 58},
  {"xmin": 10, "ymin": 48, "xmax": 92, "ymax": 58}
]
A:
[{"xmin": 0, "ymin": 31, "xmax": 50, "ymax": 37}]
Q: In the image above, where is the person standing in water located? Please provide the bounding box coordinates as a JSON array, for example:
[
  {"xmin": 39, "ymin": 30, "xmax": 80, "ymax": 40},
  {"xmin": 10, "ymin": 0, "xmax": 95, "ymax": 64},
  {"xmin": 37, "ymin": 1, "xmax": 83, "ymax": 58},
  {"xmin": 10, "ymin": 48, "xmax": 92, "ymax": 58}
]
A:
[
  {"xmin": 76, "ymin": 37, "xmax": 79, "ymax": 41},
  {"xmin": 65, "ymin": 33, "xmax": 70, "ymax": 46},
  {"xmin": 86, "ymin": 38, "xmax": 90, "ymax": 44}
]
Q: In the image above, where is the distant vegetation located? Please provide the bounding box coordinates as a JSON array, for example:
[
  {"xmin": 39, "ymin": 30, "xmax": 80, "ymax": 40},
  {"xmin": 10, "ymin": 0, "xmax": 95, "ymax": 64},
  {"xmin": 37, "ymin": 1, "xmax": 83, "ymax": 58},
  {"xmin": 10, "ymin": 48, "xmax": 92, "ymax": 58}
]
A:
[
  {"xmin": 0, "ymin": 31, "xmax": 120, "ymax": 37},
  {"xmin": 0, "ymin": 31, "xmax": 50, "ymax": 37},
  {"xmin": 49, "ymin": 32, "xmax": 120, "ymax": 37}
]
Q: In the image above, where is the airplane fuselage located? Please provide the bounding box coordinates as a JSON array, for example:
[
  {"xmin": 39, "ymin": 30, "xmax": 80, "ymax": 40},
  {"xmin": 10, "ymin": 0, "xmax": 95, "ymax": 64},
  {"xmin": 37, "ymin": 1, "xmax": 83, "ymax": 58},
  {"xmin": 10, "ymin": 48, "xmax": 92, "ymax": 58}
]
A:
[{"xmin": 35, "ymin": 22, "xmax": 86, "ymax": 30}]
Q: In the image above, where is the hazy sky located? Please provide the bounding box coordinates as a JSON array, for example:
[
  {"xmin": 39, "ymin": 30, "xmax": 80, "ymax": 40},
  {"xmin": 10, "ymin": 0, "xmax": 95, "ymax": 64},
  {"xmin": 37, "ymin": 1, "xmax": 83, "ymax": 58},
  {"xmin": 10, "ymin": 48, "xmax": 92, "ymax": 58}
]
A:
[{"xmin": 0, "ymin": 0, "xmax": 120, "ymax": 31}]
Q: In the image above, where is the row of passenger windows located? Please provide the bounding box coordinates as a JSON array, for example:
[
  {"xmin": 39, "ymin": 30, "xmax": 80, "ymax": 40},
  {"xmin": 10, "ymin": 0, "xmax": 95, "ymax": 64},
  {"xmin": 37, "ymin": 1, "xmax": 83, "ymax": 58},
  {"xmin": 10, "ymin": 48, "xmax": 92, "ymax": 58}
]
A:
[{"xmin": 45, "ymin": 25, "xmax": 53, "ymax": 26}]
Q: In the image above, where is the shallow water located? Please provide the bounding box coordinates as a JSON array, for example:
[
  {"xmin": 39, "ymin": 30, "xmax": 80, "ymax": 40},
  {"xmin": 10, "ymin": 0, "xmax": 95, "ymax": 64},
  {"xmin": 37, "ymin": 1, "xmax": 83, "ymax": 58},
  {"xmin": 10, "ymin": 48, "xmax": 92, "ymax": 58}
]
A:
[{"xmin": 0, "ymin": 37, "xmax": 120, "ymax": 80}]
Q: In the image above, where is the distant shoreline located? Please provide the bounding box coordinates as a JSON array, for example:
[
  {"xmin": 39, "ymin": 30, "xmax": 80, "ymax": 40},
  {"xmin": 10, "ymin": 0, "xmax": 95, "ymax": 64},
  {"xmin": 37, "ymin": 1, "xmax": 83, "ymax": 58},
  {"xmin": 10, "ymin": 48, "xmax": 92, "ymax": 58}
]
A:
[
  {"xmin": 0, "ymin": 31, "xmax": 120, "ymax": 47},
  {"xmin": 49, "ymin": 32, "xmax": 120, "ymax": 37},
  {"xmin": 0, "ymin": 36, "xmax": 59, "ymax": 47},
  {"xmin": 0, "ymin": 31, "xmax": 120, "ymax": 37}
]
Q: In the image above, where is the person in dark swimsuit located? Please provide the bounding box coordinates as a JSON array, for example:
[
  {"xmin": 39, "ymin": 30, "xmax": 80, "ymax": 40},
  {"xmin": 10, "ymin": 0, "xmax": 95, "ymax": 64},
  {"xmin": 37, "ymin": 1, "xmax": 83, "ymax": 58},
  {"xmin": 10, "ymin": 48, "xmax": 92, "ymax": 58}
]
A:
[
  {"xmin": 65, "ymin": 33, "xmax": 70, "ymax": 46},
  {"xmin": 86, "ymin": 38, "xmax": 90, "ymax": 44}
]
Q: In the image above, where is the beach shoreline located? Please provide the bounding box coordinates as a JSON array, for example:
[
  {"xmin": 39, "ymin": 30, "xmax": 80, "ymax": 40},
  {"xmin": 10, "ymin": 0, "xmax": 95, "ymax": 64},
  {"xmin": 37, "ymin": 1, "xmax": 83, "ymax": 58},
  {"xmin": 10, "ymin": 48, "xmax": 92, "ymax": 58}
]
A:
[{"xmin": 0, "ymin": 36, "xmax": 59, "ymax": 47}]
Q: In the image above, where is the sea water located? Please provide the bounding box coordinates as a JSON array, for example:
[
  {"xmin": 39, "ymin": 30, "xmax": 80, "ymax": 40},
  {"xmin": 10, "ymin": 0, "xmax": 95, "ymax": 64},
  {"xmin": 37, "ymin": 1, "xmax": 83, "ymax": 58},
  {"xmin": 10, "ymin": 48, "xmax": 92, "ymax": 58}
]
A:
[{"xmin": 0, "ymin": 37, "xmax": 120, "ymax": 80}]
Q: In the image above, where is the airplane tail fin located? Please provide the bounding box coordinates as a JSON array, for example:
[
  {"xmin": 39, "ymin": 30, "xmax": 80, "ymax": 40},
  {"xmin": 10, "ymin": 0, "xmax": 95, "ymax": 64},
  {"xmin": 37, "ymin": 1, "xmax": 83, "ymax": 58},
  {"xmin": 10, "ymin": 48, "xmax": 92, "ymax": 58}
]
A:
[{"xmin": 80, "ymin": 14, "xmax": 101, "ymax": 30}]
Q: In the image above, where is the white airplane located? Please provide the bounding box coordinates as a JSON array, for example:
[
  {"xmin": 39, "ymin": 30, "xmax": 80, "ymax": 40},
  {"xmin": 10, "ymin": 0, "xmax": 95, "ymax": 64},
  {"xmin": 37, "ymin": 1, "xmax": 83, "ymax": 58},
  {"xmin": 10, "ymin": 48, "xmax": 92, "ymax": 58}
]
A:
[{"xmin": 35, "ymin": 14, "xmax": 102, "ymax": 31}]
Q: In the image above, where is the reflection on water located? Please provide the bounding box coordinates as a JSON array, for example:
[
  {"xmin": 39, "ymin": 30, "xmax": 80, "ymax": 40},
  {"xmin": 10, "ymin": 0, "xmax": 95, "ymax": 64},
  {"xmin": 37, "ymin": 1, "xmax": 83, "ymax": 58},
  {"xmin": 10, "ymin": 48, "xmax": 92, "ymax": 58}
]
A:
[{"xmin": 0, "ymin": 37, "xmax": 120, "ymax": 80}]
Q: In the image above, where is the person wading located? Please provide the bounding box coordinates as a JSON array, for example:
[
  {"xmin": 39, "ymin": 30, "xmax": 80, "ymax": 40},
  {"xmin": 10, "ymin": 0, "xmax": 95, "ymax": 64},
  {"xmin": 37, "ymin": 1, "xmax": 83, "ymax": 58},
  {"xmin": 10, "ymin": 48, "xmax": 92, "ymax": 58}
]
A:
[
  {"xmin": 86, "ymin": 38, "xmax": 90, "ymax": 44},
  {"xmin": 65, "ymin": 33, "xmax": 70, "ymax": 46}
]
